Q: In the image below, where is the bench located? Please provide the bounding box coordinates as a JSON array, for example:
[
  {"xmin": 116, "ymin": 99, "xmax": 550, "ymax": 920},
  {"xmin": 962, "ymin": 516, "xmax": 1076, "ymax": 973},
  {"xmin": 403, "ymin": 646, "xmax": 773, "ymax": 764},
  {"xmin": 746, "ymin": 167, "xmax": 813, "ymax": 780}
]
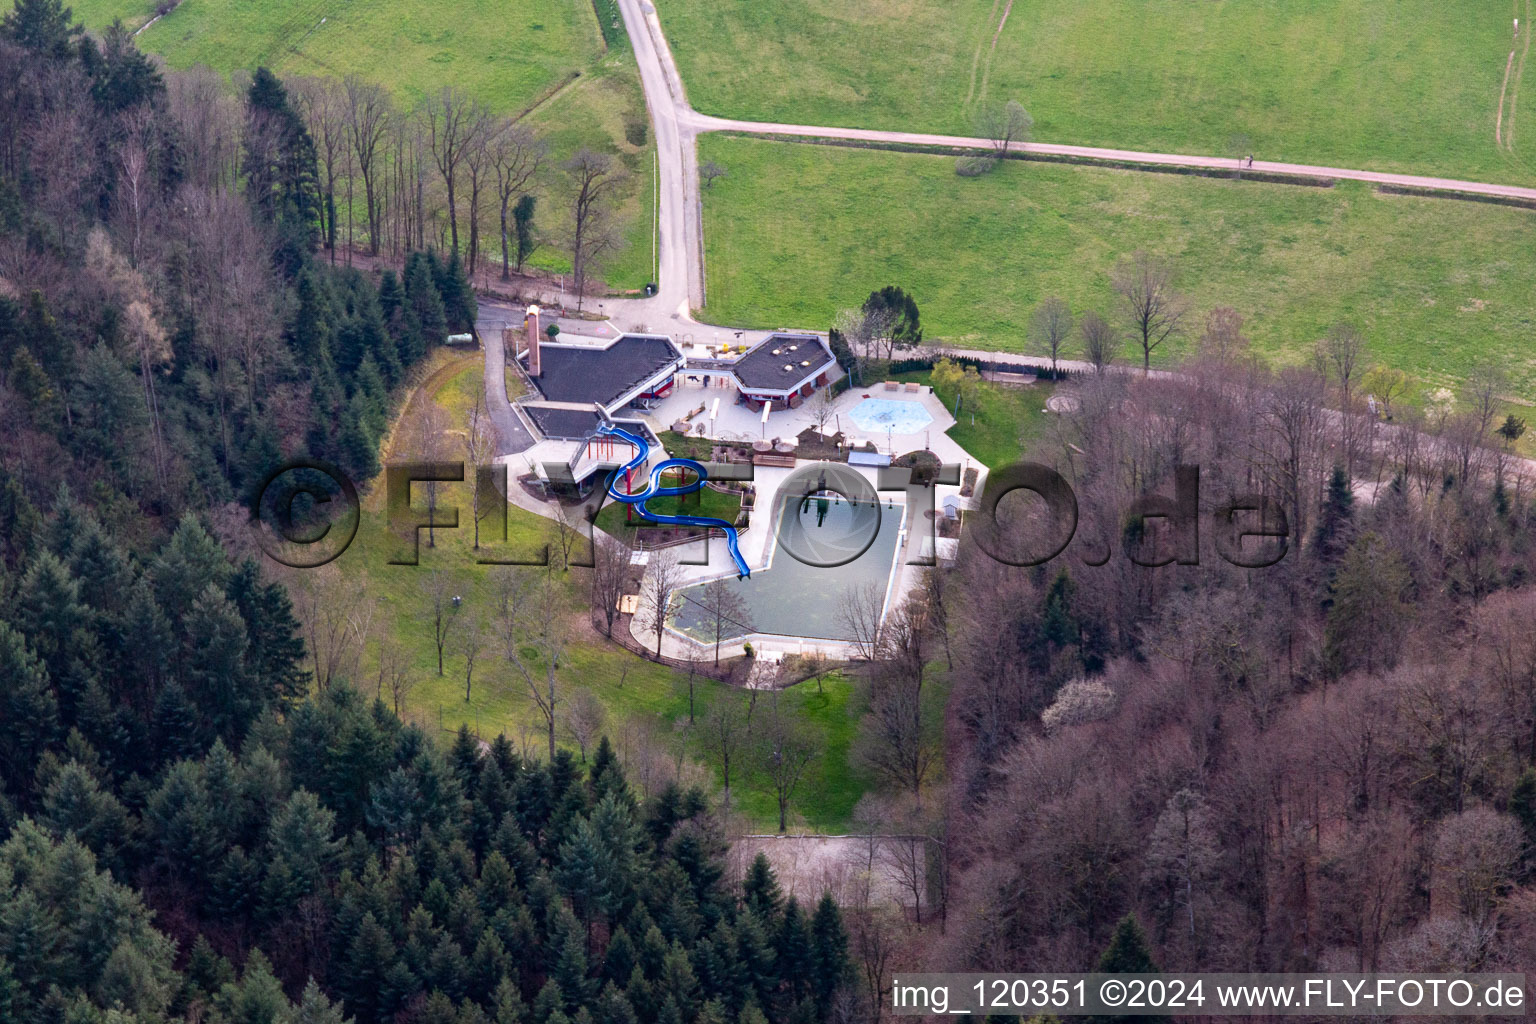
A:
[{"xmin": 752, "ymin": 452, "xmax": 797, "ymax": 468}]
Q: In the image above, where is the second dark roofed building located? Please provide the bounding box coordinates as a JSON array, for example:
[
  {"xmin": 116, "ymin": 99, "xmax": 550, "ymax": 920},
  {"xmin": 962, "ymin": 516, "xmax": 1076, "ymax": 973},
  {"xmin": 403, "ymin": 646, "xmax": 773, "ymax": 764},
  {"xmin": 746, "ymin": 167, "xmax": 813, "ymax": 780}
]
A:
[{"xmin": 725, "ymin": 332, "xmax": 838, "ymax": 409}]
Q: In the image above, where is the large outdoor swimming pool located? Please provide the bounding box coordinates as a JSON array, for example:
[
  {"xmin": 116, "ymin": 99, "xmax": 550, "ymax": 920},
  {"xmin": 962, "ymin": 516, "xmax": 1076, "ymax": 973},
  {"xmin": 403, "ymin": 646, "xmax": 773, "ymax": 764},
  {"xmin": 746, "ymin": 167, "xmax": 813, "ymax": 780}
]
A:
[
  {"xmin": 669, "ymin": 490, "xmax": 904, "ymax": 642},
  {"xmin": 849, "ymin": 397, "xmax": 933, "ymax": 434}
]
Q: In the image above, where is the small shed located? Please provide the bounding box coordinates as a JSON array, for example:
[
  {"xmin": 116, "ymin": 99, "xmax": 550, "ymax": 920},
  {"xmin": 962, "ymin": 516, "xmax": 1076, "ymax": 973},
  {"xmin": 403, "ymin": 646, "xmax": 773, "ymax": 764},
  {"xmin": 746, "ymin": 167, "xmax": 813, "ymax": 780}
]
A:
[{"xmin": 848, "ymin": 450, "xmax": 892, "ymax": 467}]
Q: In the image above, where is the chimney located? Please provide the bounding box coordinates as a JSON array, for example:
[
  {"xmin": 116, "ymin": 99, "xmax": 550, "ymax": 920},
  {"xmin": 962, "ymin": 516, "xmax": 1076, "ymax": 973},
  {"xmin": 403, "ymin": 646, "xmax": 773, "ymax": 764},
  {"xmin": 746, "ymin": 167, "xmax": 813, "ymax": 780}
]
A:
[{"xmin": 525, "ymin": 304, "xmax": 541, "ymax": 377}]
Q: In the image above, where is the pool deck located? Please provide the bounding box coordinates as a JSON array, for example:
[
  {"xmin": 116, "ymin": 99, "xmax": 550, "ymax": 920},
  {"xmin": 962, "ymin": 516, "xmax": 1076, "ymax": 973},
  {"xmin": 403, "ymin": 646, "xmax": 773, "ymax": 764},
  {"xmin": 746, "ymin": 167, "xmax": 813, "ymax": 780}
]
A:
[{"xmin": 625, "ymin": 382, "xmax": 988, "ymax": 662}]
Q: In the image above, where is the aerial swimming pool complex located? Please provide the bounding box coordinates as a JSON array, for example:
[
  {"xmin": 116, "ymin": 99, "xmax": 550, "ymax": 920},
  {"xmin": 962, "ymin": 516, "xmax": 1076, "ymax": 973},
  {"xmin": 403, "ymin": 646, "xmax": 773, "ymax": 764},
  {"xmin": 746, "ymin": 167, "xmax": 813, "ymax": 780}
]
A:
[{"xmin": 669, "ymin": 488, "xmax": 906, "ymax": 642}]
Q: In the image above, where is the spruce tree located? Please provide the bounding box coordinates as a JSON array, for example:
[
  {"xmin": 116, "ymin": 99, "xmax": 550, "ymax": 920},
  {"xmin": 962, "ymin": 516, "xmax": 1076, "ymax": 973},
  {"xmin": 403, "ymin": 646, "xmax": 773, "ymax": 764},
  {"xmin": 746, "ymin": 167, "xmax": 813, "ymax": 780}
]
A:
[
  {"xmin": 809, "ymin": 892, "xmax": 849, "ymax": 1013},
  {"xmin": 1091, "ymin": 914, "xmax": 1166, "ymax": 1024},
  {"xmin": 0, "ymin": 622, "xmax": 58, "ymax": 790}
]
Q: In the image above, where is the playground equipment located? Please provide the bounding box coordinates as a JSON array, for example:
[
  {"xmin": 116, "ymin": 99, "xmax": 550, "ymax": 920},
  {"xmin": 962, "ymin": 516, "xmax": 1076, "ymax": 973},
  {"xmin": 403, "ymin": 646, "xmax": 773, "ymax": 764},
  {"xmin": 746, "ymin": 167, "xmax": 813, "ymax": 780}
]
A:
[{"xmin": 596, "ymin": 423, "xmax": 751, "ymax": 578}]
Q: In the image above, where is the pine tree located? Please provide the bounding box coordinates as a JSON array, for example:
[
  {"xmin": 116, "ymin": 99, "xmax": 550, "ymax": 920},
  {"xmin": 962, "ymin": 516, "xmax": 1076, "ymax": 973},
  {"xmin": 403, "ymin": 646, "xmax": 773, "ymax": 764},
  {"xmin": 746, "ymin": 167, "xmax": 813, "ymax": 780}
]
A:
[
  {"xmin": 1313, "ymin": 464, "xmax": 1355, "ymax": 567},
  {"xmin": 39, "ymin": 759, "xmax": 132, "ymax": 872},
  {"xmin": 227, "ymin": 559, "xmax": 310, "ymax": 709},
  {"xmin": 1324, "ymin": 532, "xmax": 1412, "ymax": 677},
  {"xmin": 1, "ymin": 0, "xmax": 81, "ymax": 58},
  {"xmin": 119, "ymin": 579, "xmax": 174, "ymax": 716},
  {"xmin": 1098, "ymin": 913, "xmax": 1159, "ymax": 972},
  {"xmin": 0, "ymin": 470, "xmax": 41, "ymax": 566},
  {"xmin": 587, "ymin": 737, "xmax": 629, "ymax": 806},
  {"xmin": 15, "ymin": 550, "xmax": 88, "ymax": 692},
  {"xmin": 809, "ymin": 892, "xmax": 849, "ymax": 1014},
  {"xmin": 0, "ymin": 622, "xmax": 58, "ymax": 790},
  {"xmin": 1090, "ymin": 914, "xmax": 1166, "ymax": 1024},
  {"xmin": 183, "ymin": 934, "xmax": 235, "ymax": 1006},
  {"xmin": 340, "ymin": 912, "xmax": 398, "ymax": 1024},
  {"xmin": 741, "ymin": 853, "xmax": 781, "ymax": 923},
  {"xmin": 378, "ymin": 270, "xmax": 404, "ymax": 324},
  {"xmin": 217, "ymin": 950, "xmax": 290, "ymax": 1024},
  {"xmin": 151, "ymin": 513, "xmax": 232, "ymax": 626},
  {"xmin": 269, "ymin": 789, "xmax": 341, "ymax": 896},
  {"xmin": 405, "ymin": 253, "xmax": 448, "ymax": 346},
  {"xmin": 182, "ymin": 583, "xmax": 252, "ymax": 742},
  {"xmin": 491, "ymin": 977, "xmax": 527, "ymax": 1024},
  {"xmin": 367, "ymin": 766, "xmax": 422, "ymax": 857},
  {"xmin": 439, "ymin": 249, "xmax": 475, "ymax": 334},
  {"xmin": 150, "ymin": 681, "xmax": 204, "ymax": 764},
  {"xmin": 290, "ymin": 978, "xmax": 350, "ymax": 1024},
  {"xmin": 775, "ymin": 897, "xmax": 812, "ymax": 1002},
  {"xmin": 592, "ymin": 982, "xmax": 637, "ymax": 1024}
]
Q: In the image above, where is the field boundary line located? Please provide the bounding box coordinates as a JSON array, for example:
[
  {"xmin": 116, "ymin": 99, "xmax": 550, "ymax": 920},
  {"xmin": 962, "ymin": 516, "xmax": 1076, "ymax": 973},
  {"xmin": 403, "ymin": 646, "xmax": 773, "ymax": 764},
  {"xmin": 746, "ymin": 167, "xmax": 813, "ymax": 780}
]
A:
[
  {"xmin": 975, "ymin": 0, "xmax": 1014, "ymax": 107},
  {"xmin": 1509, "ymin": 0, "xmax": 1532, "ymax": 150},
  {"xmin": 964, "ymin": 0, "xmax": 1003, "ymax": 107}
]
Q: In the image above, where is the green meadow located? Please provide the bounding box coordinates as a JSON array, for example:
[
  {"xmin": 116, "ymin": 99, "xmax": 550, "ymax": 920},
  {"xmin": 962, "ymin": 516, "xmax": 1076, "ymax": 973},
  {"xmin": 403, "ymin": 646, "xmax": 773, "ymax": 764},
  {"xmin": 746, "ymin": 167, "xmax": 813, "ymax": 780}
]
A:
[
  {"xmin": 661, "ymin": 0, "xmax": 1534, "ymax": 185},
  {"xmin": 699, "ymin": 135, "xmax": 1536, "ymax": 396}
]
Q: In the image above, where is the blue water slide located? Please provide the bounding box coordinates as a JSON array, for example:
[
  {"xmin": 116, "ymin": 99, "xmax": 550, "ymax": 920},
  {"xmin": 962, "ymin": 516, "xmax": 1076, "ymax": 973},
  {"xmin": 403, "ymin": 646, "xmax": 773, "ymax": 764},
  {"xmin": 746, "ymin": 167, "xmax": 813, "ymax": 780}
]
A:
[{"xmin": 595, "ymin": 423, "xmax": 751, "ymax": 578}]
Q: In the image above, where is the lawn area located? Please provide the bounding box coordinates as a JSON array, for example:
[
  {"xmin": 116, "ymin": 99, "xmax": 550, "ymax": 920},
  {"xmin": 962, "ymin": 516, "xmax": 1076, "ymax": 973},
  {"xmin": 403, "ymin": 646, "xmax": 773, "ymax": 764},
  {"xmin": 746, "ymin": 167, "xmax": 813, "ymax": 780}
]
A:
[
  {"xmin": 125, "ymin": 0, "xmax": 600, "ymax": 114},
  {"xmin": 699, "ymin": 135, "xmax": 1536, "ymax": 395},
  {"xmin": 661, "ymin": 0, "xmax": 1534, "ymax": 185},
  {"xmin": 591, "ymin": 473, "xmax": 743, "ymax": 535},
  {"xmin": 313, "ymin": 362, "xmax": 865, "ymax": 832}
]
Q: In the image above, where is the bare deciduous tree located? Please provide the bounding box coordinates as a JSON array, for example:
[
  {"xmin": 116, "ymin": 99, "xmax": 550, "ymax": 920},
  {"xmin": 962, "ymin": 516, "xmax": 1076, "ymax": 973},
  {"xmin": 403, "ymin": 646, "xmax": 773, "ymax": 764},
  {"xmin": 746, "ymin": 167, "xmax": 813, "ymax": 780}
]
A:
[
  {"xmin": 344, "ymin": 75, "xmax": 391, "ymax": 256},
  {"xmin": 1318, "ymin": 321, "xmax": 1365, "ymax": 474},
  {"xmin": 295, "ymin": 564, "xmax": 374, "ymax": 690},
  {"xmin": 421, "ymin": 87, "xmax": 480, "ymax": 257},
  {"xmin": 464, "ymin": 392, "xmax": 496, "ymax": 549},
  {"xmin": 759, "ymin": 694, "xmax": 818, "ymax": 832},
  {"xmin": 697, "ymin": 577, "xmax": 750, "ymax": 666},
  {"xmin": 700, "ymin": 159, "xmax": 726, "ymax": 189},
  {"xmin": 376, "ymin": 636, "xmax": 414, "ymax": 715},
  {"xmin": 1080, "ymin": 309, "xmax": 1116, "ymax": 374},
  {"xmin": 640, "ymin": 548, "xmax": 683, "ymax": 659},
  {"xmin": 1112, "ymin": 250, "xmax": 1187, "ymax": 373},
  {"xmin": 1030, "ymin": 295, "xmax": 1072, "ymax": 379},
  {"xmin": 838, "ymin": 581, "xmax": 885, "ymax": 662},
  {"xmin": 1199, "ymin": 306, "xmax": 1248, "ymax": 363},
  {"xmin": 701, "ymin": 692, "xmax": 747, "ymax": 808},
  {"xmin": 564, "ymin": 148, "xmax": 626, "ymax": 312},
  {"xmin": 589, "ymin": 528, "xmax": 632, "ymax": 637},
  {"xmin": 453, "ymin": 609, "xmax": 486, "ymax": 701},
  {"xmin": 489, "ymin": 122, "xmax": 545, "ymax": 280},
  {"xmin": 460, "ymin": 105, "xmax": 495, "ymax": 276},
  {"xmin": 424, "ymin": 569, "xmax": 460, "ymax": 677},
  {"xmin": 562, "ymin": 688, "xmax": 606, "ymax": 761},
  {"xmin": 495, "ymin": 567, "xmax": 568, "ymax": 760}
]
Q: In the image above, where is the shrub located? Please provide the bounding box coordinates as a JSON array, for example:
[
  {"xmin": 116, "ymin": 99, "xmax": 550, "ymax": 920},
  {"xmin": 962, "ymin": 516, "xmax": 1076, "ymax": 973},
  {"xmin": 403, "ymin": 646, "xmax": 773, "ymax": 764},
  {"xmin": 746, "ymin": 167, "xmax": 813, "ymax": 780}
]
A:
[
  {"xmin": 1041, "ymin": 678, "xmax": 1117, "ymax": 732},
  {"xmin": 955, "ymin": 154, "xmax": 998, "ymax": 177}
]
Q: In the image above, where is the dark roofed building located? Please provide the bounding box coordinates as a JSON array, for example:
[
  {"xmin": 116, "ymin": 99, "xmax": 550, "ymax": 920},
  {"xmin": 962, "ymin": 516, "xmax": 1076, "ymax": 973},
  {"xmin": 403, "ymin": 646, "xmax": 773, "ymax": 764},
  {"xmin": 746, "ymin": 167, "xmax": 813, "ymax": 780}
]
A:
[
  {"xmin": 523, "ymin": 333, "xmax": 684, "ymax": 412},
  {"xmin": 721, "ymin": 332, "xmax": 837, "ymax": 410}
]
